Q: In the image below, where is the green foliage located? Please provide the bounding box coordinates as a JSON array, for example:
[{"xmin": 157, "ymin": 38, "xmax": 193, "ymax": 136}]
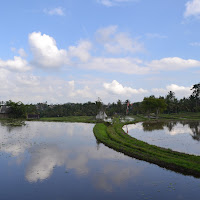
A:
[
  {"xmin": 6, "ymin": 100, "xmax": 26, "ymax": 118},
  {"xmin": 95, "ymin": 97, "xmax": 103, "ymax": 112},
  {"xmin": 190, "ymin": 83, "xmax": 200, "ymax": 111},
  {"xmin": 191, "ymin": 83, "xmax": 200, "ymax": 99},
  {"xmin": 142, "ymin": 96, "xmax": 167, "ymax": 119},
  {"xmin": 165, "ymin": 91, "xmax": 179, "ymax": 113}
]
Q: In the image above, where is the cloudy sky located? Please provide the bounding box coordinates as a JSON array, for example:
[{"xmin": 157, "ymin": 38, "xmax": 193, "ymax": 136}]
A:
[{"xmin": 0, "ymin": 0, "xmax": 200, "ymax": 104}]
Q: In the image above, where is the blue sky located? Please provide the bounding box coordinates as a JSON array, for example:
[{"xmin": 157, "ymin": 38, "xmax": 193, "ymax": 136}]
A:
[{"xmin": 1, "ymin": 0, "xmax": 200, "ymax": 104}]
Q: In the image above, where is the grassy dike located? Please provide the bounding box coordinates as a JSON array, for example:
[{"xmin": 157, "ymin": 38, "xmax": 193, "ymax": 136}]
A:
[
  {"xmin": 93, "ymin": 120, "xmax": 200, "ymax": 178},
  {"xmin": 30, "ymin": 116, "xmax": 97, "ymax": 123}
]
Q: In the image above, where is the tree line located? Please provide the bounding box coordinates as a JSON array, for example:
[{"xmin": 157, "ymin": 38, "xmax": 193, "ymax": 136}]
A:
[{"xmin": 1, "ymin": 83, "xmax": 200, "ymax": 118}]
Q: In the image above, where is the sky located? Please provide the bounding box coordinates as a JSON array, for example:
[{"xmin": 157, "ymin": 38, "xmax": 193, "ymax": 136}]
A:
[{"xmin": 1, "ymin": 0, "xmax": 200, "ymax": 104}]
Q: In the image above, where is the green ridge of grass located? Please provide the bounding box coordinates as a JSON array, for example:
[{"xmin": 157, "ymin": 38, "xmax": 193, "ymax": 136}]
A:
[
  {"xmin": 30, "ymin": 116, "xmax": 97, "ymax": 123},
  {"xmin": 93, "ymin": 122, "xmax": 200, "ymax": 178}
]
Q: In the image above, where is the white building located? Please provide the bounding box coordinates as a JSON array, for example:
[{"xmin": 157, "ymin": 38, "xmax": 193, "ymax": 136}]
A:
[{"xmin": 96, "ymin": 111, "xmax": 107, "ymax": 120}]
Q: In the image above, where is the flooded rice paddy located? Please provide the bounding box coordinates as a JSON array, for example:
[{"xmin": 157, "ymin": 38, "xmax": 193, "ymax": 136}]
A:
[
  {"xmin": 0, "ymin": 121, "xmax": 200, "ymax": 199},
  {"xmin": 125, "ymin": 121, "xmax": 200, "ymax": 156}
]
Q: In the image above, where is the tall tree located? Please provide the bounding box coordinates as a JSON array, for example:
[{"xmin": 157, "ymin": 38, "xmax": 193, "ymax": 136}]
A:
[
  {"xmin": 165, "ymin": 91, "xmax": 178, "ymax": 113},
  {"xmin": 191, "ymin": 83, "xmax": 200, "ymax": 111},
  {"xmin": 6, "ymin": 100, "xmax": 26, "ymax": 118},
  {"xmin": 95, "ymin": 97, "xmax": 103, "ymax": 113},
  {"xmin": 142, "ymin": 96, "xmax": 167, "ymax": 119}
]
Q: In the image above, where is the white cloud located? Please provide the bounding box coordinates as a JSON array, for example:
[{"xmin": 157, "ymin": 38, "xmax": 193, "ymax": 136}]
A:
[
  {"xmin": 26, "ymin": 31, "xmax": 200, "ymax": 74},
  {"xmin": 16, "ymin": 74, "xmax": 40, "ymax": 86},
  {"xmin": 68, "ymin": 40, "xmax": 92, "ymax": 62},
  {"xmin": 103, "ymin": 80, "xmax": 147, "ymax": 95},
  {"xmin": 26, "ymin": 145, "xmax": 68, "ymax": 182},
  {"xmin": 149, "ymin": 57, "xmax": 200, "ymax": 71},
  {"xmin": 29, "ymin": 32, "xmax": 69, "ymax": 68},
  {"xmin": 152, "ymin": 84, "xmax": 192, "ymax": 98},
  {"xmin": 97, "ymin": 0, "xmax": 136, "ymax": 7},
  {"xmin": 18, "ymin": 48, "xmax": 27, "ymax": 57},
  {"xmin": 29, "ymin": 32, "xmax": 93, "ymax": 69},
  {"xmin": 0, "ymin": 56, "xmax": 31, "ymax": 72},
  {"xmin": 184, "ymin": 0, "xmax": 200, "ymax": 18},
  {"xmin": 166, "ymin": 84, "xmax": 192, "ymax": 96},
  {"xmin": 96, "ymin": 26, "xmax": 144, "ymax": 54},
  {"xmin": 11, "ymin": 47, "xmax": 27, "ymax": 57},
  {"xmin": 0, "ymin": 70, "xmax": 97, "ymax": 103},
  {"xmin": 68, "ymin": 80, "xmax": 94, "ymax": 99},
  {"xmin": 78, "ymin": 56, "xmax": 200, "ymax": 75},
  {"xmin": 96, "ymin": 25, "xmax": 117, "ymax": 42},
  {"xmin": 79, "ymin": 57, "xmax": 149, "ymax": 74},
  {"xmin": 43, "ymin": 7, "xmax": 65, "ymax": 16}
]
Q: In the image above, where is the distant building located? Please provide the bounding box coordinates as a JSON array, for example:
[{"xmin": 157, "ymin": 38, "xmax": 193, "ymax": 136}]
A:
[
  {"xmin": 0, "ymin": 105, "xmax": 10, "ymax": 118},
  {"xmin": 96, "ymin": 111, "xmax": 107, "ymax": 120},
  {"xmin": 27, "ymin": 114, "xmax": 40, "ymax": 119}
]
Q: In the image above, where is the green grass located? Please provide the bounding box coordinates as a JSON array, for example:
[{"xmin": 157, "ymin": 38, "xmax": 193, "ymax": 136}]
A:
[
  {"xmin": 93, "ymin": 120, "xmax": 200, "ymax": 178},
  {"xmin": 158, "ymin": 112, "xmax": 200, "ymax": 120},
  {"xmin": 32, "ymin": 116, "xmax": 97, "ymax": 123},
  {"xmin": 0, "ymin": 119, "xmax": 26, "ymax": 126}
]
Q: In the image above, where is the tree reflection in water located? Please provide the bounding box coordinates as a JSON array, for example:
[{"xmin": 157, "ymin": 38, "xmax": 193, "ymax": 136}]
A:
[
  {"xmin": 142, "ymin": 121, "xmax": 200, "ymax": 141},
  {"xmin": 188, "ymin": 121, "xmax": 200, "ymax": 141},
  {"xmin": 142, "ymin": 122, "xmax": 165, "ymax": 132}
]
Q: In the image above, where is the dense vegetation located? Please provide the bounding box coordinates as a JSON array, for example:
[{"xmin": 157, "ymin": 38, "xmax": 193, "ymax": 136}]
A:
[{"xmin": 1, "ymin": 82, "xmax": 200, "ymax": 118}]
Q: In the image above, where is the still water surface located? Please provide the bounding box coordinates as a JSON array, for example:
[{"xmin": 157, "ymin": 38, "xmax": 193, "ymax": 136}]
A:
[
  {"xmin": 0, "ymin": 121, "xmax": 200, "ymax": 199},
  {"xmin": 125, "ymin": 121, "xmax": 200, "ymax": 155}
]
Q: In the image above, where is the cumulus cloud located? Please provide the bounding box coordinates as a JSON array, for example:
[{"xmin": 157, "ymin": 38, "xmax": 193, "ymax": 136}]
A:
[
  {"xmin": 68, "ymin": 40, "xmax": 92, "ymax": 62},
  {"xmin": 16, "ymin": 74, "xmax": 40, "ymax": 86},
  {"xmin": 0, "ymin": 69, "xmax": 96, "ymax": 103},
  {"xmin": 79, "ymin": 57, "xmax": 149, "ymax": 74},
  {"xmin": 184, "ymin": 0, "xmax": 200, "ymax": 18},
  {"xmin": 0, "ymin": 56, "xmax": 31, "ymax": 72},
  {"xmin": 18, "ymin": 48, "xmax": 27, "ymax": 57},
  {"xmin": 26, "ymin": 31, "xmax": 200, "ymax": 74},
  {"xmin": 77, "ymin": 56, "xmax": 200, "ymax": 75},
  {"xmin": 103, "ymin": 80, "xmax": 147, "ymax": 95},
  {"xmin": 29, "ymin": 32, "xmax": 93, "ymax": 69},
  {"xmin": 166, "ymin": 84, "xmax": 192, "ymax": 97},
  {"xmin": 152, "ymin": 84, "xmax": 192, "ymax": 98},
  {"xmin": 96, "ymin": 25, "xmax": 144, "ymax": 54},
  {"xmin": 29, "ymin": 32, "xmax": 69, "ymax": 68},
  {"xmin": 11, "ymin": 47, "xmax": 27, "ymax": 57},
  {"xmin": 149, "ymin": 57, "xmax": 200, "ymax": 71},
  {"xmin": 43, "ymin": 7, "xmax": 65, "ymax": 16},
  {"xmin": 68, "ymin": 80, "xmax": 94, "ymax": 99}
]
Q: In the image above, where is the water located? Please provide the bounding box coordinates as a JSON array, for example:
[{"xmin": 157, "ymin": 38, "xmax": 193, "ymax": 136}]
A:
[
  {"xmin": 124, "ymin": 121, "xmax": 200, "ymax": 155},
  {"xmin": 0, "ymin": 121, "xmax": 200, "ymax": 199}
]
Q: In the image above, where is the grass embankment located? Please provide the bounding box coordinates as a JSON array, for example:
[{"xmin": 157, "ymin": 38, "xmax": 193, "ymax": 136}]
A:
[
  {"xmin": 93, "ymin": 119, "xmax": 200, "ymax": 178},
  {"xmin": 0, "ymin": 119, "xmax": 26, "ymax": 126},
  {"xmin": 159, "ymin": 112, "xmax": 200, "ymax": 120},
  {"xmin": 33, "ymin": 116, "xmax": 97, "ymax": 123}
]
